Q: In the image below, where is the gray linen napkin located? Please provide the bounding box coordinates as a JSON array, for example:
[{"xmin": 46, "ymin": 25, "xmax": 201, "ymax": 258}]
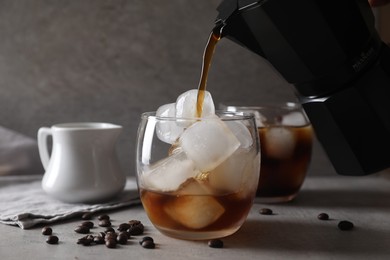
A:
[
  {"xmin": 0, "ymin": 126, "xmax": 44, "ymax": 176},
  {"xmin": 0, "ymin": 175, "xmax": 141, "ymax": 229}
]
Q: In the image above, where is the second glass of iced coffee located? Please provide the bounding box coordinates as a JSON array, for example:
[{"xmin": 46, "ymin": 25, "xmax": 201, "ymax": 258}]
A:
[{"xmin": 222, "ymin": 102, "xmax": 313, "ymax": 203}]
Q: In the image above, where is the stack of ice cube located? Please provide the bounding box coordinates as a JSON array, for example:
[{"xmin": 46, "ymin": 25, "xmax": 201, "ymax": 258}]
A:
[{"xmin": 142, "ymin": 89, "xmax": 254, "ymax": 193}]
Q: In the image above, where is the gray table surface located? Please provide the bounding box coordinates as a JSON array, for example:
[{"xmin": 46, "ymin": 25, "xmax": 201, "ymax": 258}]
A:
[{"xmin": 1, "ymin": 175, "xmax": 390, "ymax": 260}]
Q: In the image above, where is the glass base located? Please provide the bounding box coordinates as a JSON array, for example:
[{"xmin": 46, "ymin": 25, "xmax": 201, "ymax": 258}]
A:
[
  {"xmin": 254, "ymin": 192, "xmax": 298, "ymax": 204},
  {"xmin": 155, "ymin": 226, "xmax": 241, "ymax": 241}
]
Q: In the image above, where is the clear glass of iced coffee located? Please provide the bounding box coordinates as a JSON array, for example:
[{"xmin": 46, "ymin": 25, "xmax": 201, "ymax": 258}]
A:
[
  {"xmin": 136, "ymin": 111, "xmax": 260, "ymax": 240},
  {"xmin": 221, "ymin": 102, "xmax": 313, "ymax": 203}
]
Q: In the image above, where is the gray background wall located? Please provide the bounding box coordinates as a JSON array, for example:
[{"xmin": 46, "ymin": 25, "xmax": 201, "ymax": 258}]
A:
[{"xmin": 0, "ymin": 0, "xmax": 337, "ymax": 176}]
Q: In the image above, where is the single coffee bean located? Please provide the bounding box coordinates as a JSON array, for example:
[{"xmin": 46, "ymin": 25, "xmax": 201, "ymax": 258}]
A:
[
  {"xmin": 105, "ymin": 227, "xmax": 115, "ymax": 233},
  {"xmin": 99, "ymin": 219, "xmax": 111, "ymax": 227},
  {"xmin": 105, "ymin": 231, "xmax": 117, "ymax": 241},
  {"xmin": 117, "ymin": 223, "xmax": 131, "ymax": 231},
  {"xmin": 105, "ymin": 239, "xmax": 117, "ymax": 248},
  {"xmin": 117, "ymin": 233, "xmax": 128, "ymax": 245},
  {"xmin": 318, "ymin": 213, "xmax": 329, "ymax": 220},
  {"xmin": 126, "ymin": 219, "xmax": 144, "ymax": 235},
  {"xmin": 119, "ymin": 231, "xmax": 130, "ymax": 239},
  {"xmin": 98, "ymin": 214, "xmax": 110, "ymax": 221},
  {"xmin": 259, "ymin": 208, "xmax": 273, "ymax": 215},
  {"xmin": 77, "ymin": 235, "xmax": 94, "ymax": 242},
  {"xmin": 77, "ymin": 236, "xmax": 93, "ymax": 246},
  {"xmin": 141, "ymin": 240, "xmax": 155, "ymax": 249},
  {"xmin": 208, "ymin": 239, "xmax": 223, "ymax": 248},
  {"xmin": 46, "ymin": 235, "xmax": 59, "ymax": 245},
  {"xmin": 128, "ymin": 220, "xmax": 141, "ymax": 226},
  {"xmin": 41, "ymin": 226, "xmax": 52, "ymax": 236},
  {"xmin": 76, "ymin": 238, "xmax": 89, "ymax": 246},
  {"xmin": 74, "ymin": 226, "xmax": 90, "ymax": 234},
  {"xmin": 98, "ymin": 231, "xmax": 106, "ymax": 238},
  {"xmin": 81, "ymin": 212, "xmax": 93, "ymax": 220},
  {"xmin": 139, "ymin": 236, "xmax": 154, "ymax": 245},
  {"xmin": 79, "ymin": 221, "xmax": 94, "ymax": 229},
  {"xmin": 128, "ymin": 225, "xmax": 144, "ymax": 235},
  {"xmin": 94, "ymin": 236, "xmax": 105, "ymax": 244},
  {"xmin": 338, "ymin": 220, "xmax": 354, "ymax": 231}
]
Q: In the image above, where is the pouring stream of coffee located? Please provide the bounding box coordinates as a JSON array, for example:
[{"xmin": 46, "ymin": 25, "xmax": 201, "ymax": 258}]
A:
[{"xmin": 196, "ymin": 24, "xmax": 223, "ymax": 118}]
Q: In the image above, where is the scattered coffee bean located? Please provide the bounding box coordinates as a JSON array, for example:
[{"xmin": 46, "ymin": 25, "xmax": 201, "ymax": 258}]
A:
[
  {"xmin": 81, "ymin": 212, "xmax": 93, "ymax": 220},
  {"xmin": 119, "ymin": 231, "xmax": 131, "ymax": 239},
  {"xmin": 259, "ymin": 208, "xmax": 273, "ymax": 215},
  {"xmin": 105, "ymin": 231, "xmax": 117, "ymax": 241},
  {"xmin": 98, "ymin": 214, "xmax": 110, "ymax": 221},
  {"xmin": 317, "ymin": 213, "xmax": 329, "ymax": 220},
  {"xmin": 98, "ymin": 219, "xmax": 112, "ymax": 227},
  {"xmin": 41, "ymin": 226, "xmax": 52, "ymax": 236},
  {"xmin": 105, "ymin": 227, "xmax": 115, "ymax": 233},
  {"xmin": 117, "ymin": 223, "xmax": 131, "ymax": 231},
  {"xmin": 338, "ymin": 220, "xmax": 354, "ymax": 231},
  {"xmin": 105, "ymin": 239, "xmax": 117, "ymax": 248},
  {"xmin": 139, "ymin": 236, "xmax": 154, "ymax": 245},
  {"xmin": 46, "ymin": 235, "xmax": 59, "ymax": 245},
  {"xmin": 117, "ymin": 233, "xmax": 128, "ymax": 245},
  {"xmin": 41, "ymin": 217, "xmax": 154, "ymax": 249},
  {"xmin": 128, "ymin": 220, "xmax": 144, "ymax": 235},
  {"xmin": 94, "ymin": 236, "xmax": 105, "ymax": 244},
  {"xmin": 74, "ymin": 226, "xmax": 90, "ymax": 234},
  {"xmin": 77, "ymin": 235, "xmax": 94, "ymax": 246},
  {"xmin": 76, "ymin": 238, "xmax": 90, "ymax": 246},
  {"xmin": 208, "ymin": 239, "xmax": 223, "ymax": 248},
  {"xmin": 98, "ymin": 231, "xmax": 106, "ymax": 238},
  {"xmin": 128, "ymin": 219, "xmax": 142, "ymax": 226},
  {"xmin": 79, "ymin": 221, "xmax": 94, "ymax": 229},
  {"xmin": 98, "ymin": 232, "xmax": 106, "ymax": 238},
  {"xmin": 128, "ymin": 225, "xmax": 144, "ymax": 235},
  {"xmin": 141, "ymin": 240, "xmax": 155, "ymax": 249}
]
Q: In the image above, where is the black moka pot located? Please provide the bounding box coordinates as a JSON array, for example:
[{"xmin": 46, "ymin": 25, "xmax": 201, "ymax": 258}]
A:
[{"xmin": 216, "ymin": 0, "xmax": 390, "ymax": 176}]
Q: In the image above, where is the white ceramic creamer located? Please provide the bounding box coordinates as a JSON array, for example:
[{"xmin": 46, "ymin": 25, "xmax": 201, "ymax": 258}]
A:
[{"xmin": 38, "ymin": 122, "xmax": 126, "ymax": 203}]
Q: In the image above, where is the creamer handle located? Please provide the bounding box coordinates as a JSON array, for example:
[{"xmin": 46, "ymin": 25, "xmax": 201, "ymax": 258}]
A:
[{"xmin": 37, "ymin": 127, "xmax": 52, "ymax": 170}]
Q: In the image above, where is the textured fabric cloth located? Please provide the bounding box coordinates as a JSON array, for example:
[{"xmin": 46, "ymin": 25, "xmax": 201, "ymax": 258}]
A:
[
  {"xmin": 0, "ymin": 126, "xmax": 44, "ymax": 176},
  {"xmin": 0, "ymin": 175, "xmax": 140, "ymax": 229}
]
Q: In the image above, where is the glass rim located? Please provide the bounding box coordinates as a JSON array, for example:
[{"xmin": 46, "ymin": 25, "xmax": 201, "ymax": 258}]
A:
[
  {"xmin": 141, "ymin": 110, "xmax": 257, "ymax": 121},
  {"xmin": 219, "ymin": 101, "xmax": 301, "ymax": 111}
]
